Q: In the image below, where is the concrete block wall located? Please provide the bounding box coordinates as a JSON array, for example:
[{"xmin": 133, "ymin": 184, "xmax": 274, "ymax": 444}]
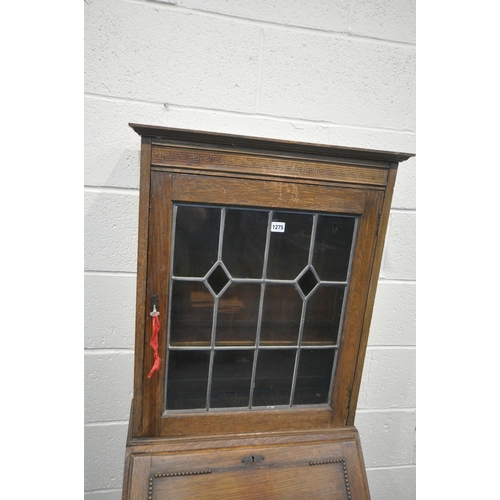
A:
[{"xmin": 84, "ymin": 1, "xmax": 416, "ymax": 498}]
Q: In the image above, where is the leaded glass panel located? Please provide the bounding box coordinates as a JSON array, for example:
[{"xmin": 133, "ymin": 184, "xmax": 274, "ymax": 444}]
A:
[{"xmin": 165, "ymin": 204, "xmax": 357, "ymax": 411}]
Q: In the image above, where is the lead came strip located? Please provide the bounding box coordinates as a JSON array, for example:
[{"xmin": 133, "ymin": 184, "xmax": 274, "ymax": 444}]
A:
[
  {"xmin": 205, "ymin": 208, "xmax": 227, "ymax": 410},
  {"xmin": 289, "ymin": 213, "xmax": 319, "ymax": 405},
  {"xmin": 248, "ymin": 211, "xmax": 273, "ymax": 409}
]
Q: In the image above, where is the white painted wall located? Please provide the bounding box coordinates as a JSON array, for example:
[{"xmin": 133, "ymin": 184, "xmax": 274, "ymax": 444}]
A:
[{"xmin": 84, "ymin": 1, "xmax": 416, "ymax": 498}]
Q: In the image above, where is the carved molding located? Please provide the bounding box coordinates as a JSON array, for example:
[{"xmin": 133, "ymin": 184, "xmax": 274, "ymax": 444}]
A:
[{"xmin": 151, "ymin": 146, "xmax": 388, "ymax": 187}]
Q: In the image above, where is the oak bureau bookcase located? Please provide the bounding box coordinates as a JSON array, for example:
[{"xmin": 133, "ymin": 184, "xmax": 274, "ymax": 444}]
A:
[{"xmin": 122, "ymin": 124, "xmax": 413, "ymax": 500}]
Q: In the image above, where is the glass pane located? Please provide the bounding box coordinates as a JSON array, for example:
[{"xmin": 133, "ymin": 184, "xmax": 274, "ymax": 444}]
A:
[
  {"xmin": 222, "ymin": 209, "xmax": 268, "ymax": 279},
  {"xmin": 297, "ymin": 268, "xmax": 319, "ymax": 297},
  {"xmin": 166, "ymin": 350, "xmax": 210, "ymax": 410},
  {"xmin": 252, "ymin": 349, "xmax": 296, "ymax": 407},
  {"xmin": 215, "ymin": 283, "xmax": 261, "ymax": 346},
  {"xmin": 206, "ymin": 264, "xmax": 230, "ymax": 296},
  {"xmin": 267, "ymin": 212, "xmax": 313, "ymax": 280},
  {"xmin": 302, "ymin": 285, "xmax": 345, "ymax": 346},
  {"xmin": 260, "ymin": 284, "xmax": 302, "ymax": 346},
  {"xmin": 313, "ymin": 215, "xmax": 356, "ymax": 282},
  {"xmin": 170, "ymin": 281, "xmax": 213, "ymax": 346},
  {"xmin": 293, "ymin": 349, "xmax": 336, "ymax": 405},
  {"xmin": 210, "ymin": 350, "xmax": 254, "ymax": 408},
  {"xmin": 173, "ymin": 205, "xmax": 221, "ymax": 277}
]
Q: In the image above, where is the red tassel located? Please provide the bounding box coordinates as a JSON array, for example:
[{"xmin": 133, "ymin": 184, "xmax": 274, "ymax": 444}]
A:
[{"xmin": 147, "ymin": 313, "xmax": 161, "ymax": 378}]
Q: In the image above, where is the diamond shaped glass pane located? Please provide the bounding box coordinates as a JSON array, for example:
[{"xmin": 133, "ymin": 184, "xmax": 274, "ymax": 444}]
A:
[
  {"xmin": 297, "ymin": 268, "xmax": 319, "ymax": 297},
  {"xmin": 207, "ymin": 264, "xmax": 230, "ymax": 295}
]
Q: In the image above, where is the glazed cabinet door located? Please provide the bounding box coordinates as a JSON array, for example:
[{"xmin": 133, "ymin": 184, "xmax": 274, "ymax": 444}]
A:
[{"xmin": 137, "ymin": 171, "xmax": 383, "ymax": 438}]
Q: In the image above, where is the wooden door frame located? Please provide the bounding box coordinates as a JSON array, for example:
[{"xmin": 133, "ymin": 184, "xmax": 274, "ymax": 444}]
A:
[{"xmin": 133, "ymin": 169, "xmax": 384, "ymax": 438}]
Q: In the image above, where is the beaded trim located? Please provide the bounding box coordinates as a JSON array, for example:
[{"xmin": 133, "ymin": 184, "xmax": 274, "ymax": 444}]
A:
[
  {"xmin": 148, "ymin": 470, "xmax": 212, "ymax": 499},
  {"xmin": 309, "ymin": 457, "xmax": 352, "ymax": 500},
  {"xmin": 148, "ymin": 457, "xmax": 351, "ymax": 499}
]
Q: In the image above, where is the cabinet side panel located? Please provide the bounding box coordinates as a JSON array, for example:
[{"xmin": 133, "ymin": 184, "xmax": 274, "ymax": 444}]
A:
[
  {"xmin": 330, "ymin": 190, "xmax": 383, "ymax": 426},
  {"xmin": 342, "ymin": 433, "xmax": 371, "ymax": 499},
  {"xmin": 346, "ymin": 166, "xmax": 398, "ymax": 425},
  {"xmin": 126, "ymin": 454, "xmax": 152, "ymax": 500},
  {"xmin": 132, "ymin": 137, "xmax": 152, "ymax": 437}
]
